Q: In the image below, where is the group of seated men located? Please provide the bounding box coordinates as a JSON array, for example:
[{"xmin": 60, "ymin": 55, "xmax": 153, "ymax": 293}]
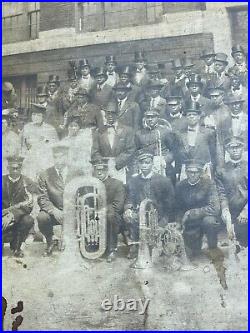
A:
[{"xmin": 2, "ymin": 46, "xmax": 248, "ymax": 263}]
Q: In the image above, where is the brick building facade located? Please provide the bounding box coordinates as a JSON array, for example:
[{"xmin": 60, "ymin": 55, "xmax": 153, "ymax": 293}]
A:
[{"xmin": 2, "ymin": 2, "xmax": 248, "ymax": 110}]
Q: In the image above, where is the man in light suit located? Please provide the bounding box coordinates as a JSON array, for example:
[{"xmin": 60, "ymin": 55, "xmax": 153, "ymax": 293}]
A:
[
  {"xmin": 78, "ymin": 58, "xmax": 95, "ymax": 93},
  {"xmin": 104, "ymin": 55, "xmax": 119, "ymax": 87}
]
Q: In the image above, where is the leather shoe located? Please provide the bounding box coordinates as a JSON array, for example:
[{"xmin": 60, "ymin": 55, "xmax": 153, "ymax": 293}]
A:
[{"xmin": 106, "ymin": 252, "xmax": 116, "ymax": 263}]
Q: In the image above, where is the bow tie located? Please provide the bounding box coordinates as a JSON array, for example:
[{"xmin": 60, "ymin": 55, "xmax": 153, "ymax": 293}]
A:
[
  {"xmin": 188, "ymin": 128, "xmax": 196, "ymax": 132},
  {"xmin": 108, "ymin": 73, "xmax": 114, "ymax": 76},
  {"xmin": 232, "ymin": 87, "xmax": 240, "ymax": 92},
  {"xmin": 231, "ymin": 115, "xmax": 239, "ymax": 119}
]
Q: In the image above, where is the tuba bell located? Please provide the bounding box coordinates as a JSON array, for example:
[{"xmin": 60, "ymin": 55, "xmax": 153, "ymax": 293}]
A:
[
  {"xmin": 63, "ymin": 176, "xmax": 107, "ymax": 260},
  {"xmin": 132, "ymin": 199, "xmax": 159, "ymax": 269}
]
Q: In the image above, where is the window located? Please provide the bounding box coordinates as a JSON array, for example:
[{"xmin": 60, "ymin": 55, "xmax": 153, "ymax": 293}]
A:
[{"xmin": 162, "ymin": 2, "xmax": 206, "ymax": 14}]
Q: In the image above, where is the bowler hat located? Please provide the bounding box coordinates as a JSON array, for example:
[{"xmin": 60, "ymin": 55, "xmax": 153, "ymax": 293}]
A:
[
  {"xmin": 187, "ymin": 74, "xmax": 203, "ymax": 87},
  {"xmin": 214, "ymin": 53, "xmax": 228, "ymax": 65},
  {"xmin": 185, "ymin": 100, "xmax": 201, "ymax": 114},
  {"xmin": 231, "ymin": 45, "xmax": 245, "ymax": 57},
  {"xmin": 200, "ymin": 49, "xmax": 216, "ymax": 59},
  {"xmin": 134, "ymin": 51, "xmax": 147, "ymax": 62},
  {"xmin": 31, "ymin": 103, "xmax": 47, "ymax": 114},
  {"xmin": 36, "ymin": 86, "xmax": 48, "ymax": 97},
  {"xmin": 105, "ymin": 55, "xmax": 117, "ymax": 64}
]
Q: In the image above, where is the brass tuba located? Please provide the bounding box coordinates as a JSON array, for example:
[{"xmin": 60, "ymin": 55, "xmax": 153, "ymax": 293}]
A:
[
  {"xmin": 63, "ymin": 176, "xmax": 107, "ymax": 260},
  {"xmin": 132, "ymin": 199, "xmax": 159, "ymax": 269}
]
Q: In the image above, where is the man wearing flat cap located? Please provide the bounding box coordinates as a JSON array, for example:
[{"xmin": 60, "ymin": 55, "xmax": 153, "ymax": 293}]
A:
[
  {"xmin": 228, "ymin": 45, "xmax": 248, "ymax": 86},
  {"xmin": 177, "ymin": 101, "xmax": 217, "ymax": 181},
  {"xmin": 21, "ymin": 103, "xmax": 58, "ymax": 181},
  {"xmin": 2, "ymin": 156, "xmax": 36, "ymax": 257},
  {"xmin": 2, "ymin": 81, "xmax": 18, "ymax": 109},
  {"xmin": 104, "ymin": 55, "xmax": 119, "ymax": 87},
  {"xmin": 78, "ymin": 58, "xmax": 95, "ymax": 93},
  {"xmin": 175, "ymin": 159, "xmax": 221, "ymax": 258},
  {"xmin": 215, "ymin": 136, "xmax": 248, "ymax": 247},
  {"xmin": 90, "ymin": 67, "xmax": 113, "ymax": 108},
  {"xmin": 124, "ymin": 151, "xmax": 175, "ymax": 259},
  {"xmin": 91, "ymin": 102, "xmax": 135, "ymax": 183},
  {"xmin": 67, "ymin": 86, "xmax": 104, "ymax": 130},
  {"xmin": 91, "ymin": 157, "xmax": 126, "ymax": 262},
  {"xmin": 135, "ymin": 108, "xmax": 177, "ymax": 184},
  {"xmin": 37, "ymin": 142, "xmax": 72, "ymax": 256},
  {"xmin": 113, "ymin": 82, "xmax": 141, "ymax": 131}
]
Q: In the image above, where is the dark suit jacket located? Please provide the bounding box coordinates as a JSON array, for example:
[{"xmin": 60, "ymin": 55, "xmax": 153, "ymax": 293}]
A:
[
  {"xmin": 104, "ymin": 176, "xmax": 126, "ymax": 215},
  {"xmin": 117, "ymin": 98, "xmax": 141, "ymax": 130},
  {"xmin": 91, "ymin": 125, "xmax": 135, "ymax": 170},
  {"xmin": 37, "ymin": 167, "xmax": 74, "ymax": 214},
  {"xmin": 184, "ymin": 93, "xmax": 212, "ymax": 117},
  {"xmin": 2, "ymin": 175, "xmax": 36, "ymax": 221},
  {"xmin": 67, "ymin": 102, "xmax": 104, "ymax": 129},
  {"xmin": 90, "ymin": 82, "xmax": 113, "ymax": 107}
]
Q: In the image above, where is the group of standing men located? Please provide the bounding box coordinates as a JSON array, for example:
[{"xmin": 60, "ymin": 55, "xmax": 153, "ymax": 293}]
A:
[{"xmin": 2, "ymin": 45, "xmax": 248, "ymax": 263}]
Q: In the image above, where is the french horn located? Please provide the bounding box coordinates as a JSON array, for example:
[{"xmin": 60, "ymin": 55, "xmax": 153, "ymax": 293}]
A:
[{"xmin": 63, "ymin": 176, "xmax": 107, "ymax": 260}]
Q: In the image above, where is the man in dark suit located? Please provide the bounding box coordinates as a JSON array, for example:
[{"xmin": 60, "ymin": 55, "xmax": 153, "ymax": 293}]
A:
[
  {"xmin": 142, "ymin": 80, "xmax": 167, "ymax": 119},
  {"xmin": 91, "ymin": 102, "xmax": 135, "ymax": 182},
  {"xmin": 124, "ymin": 151, "xmax": 175, "ymax": 259},
  {"xmin": 2, "ymin": 156, "xmax": 35, "ymax": 257},
  {"xmin": 118, "ymin": 65, "xmax": 144, "ymax": 104},
  {"xmin": 215, "ymin": 136, "xmax": 248, "ymax": 247},
  {"xmin": 175, "ymin": 160, "xmax": 221, "ymax": 258},
  {"xmin": 213, "ymin": 53, "xmax": 231, "ymax": 91},
  {"xmin": 90, "ymin": 67, "xmax": 113, "ymax": 108},
  {"xmin": 177, "ymin": 101, "xmax": 217, "ymax": 181},
  {"xmin": 91, "ymin": 158, "xmax": 126, "ymax": 262},
  {"xmin": 165, "ymin": 95, "xmax": 187, "ymax": 133},
  {"xmin": 37, "ymin": 143, "xmax": 71, "ymax": 256},
  {"xmin": 112, "ymin": 82, "xmax": 141, "ymax": 131}
]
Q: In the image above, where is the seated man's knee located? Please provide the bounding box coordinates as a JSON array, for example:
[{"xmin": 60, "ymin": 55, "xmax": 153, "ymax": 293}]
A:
[
  {"xmin": 20, "ymin": 215, "xmax": 34, "ymax": 230},
  {"xmin": 37, "ymin": 211, "xmax": 51, "ymax": 229},
  {"xmin": 202, "ymin": 216, "xmax": 218, "ymax": 228}
]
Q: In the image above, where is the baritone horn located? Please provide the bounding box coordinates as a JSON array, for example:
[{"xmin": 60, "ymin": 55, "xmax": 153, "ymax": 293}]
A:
[
  {"xmin": 63, "ymin": 176, "xmax": 107, "ymax": 260},
  {"xmin": 132, "ymin": 199, "xmax": 159, "ymax": 269}
]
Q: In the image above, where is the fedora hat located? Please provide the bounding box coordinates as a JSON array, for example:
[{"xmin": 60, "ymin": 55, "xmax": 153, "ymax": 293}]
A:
[
  {"xmin": 214, "ymin": 53, "xmax": 228, "ymax": 65},
  {"xmin": 224, "ymin": 95, "xmax": 245, "ymax": 105}
]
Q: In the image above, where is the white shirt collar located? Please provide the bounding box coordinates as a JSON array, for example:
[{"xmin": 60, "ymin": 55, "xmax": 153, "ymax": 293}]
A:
[
  {"xmin": 140, "ymin": 171, "xmax": 153, "ymax": 179},
  {"xmin": 8, "ymin": 175, "xmax": 21, "ymax": 183},
  {"xmin": 170, "ymin": 112, "xmax": 182, "ymax": 119},
  {"xmin": 191, "ymin": 94, "xmax": 201, "ymax": 102}
]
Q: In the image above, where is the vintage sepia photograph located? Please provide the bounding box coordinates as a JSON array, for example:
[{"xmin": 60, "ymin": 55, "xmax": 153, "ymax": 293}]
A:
[{"xmin": 2, "ymin": 1, "xmax": 248, "ymax": 331}]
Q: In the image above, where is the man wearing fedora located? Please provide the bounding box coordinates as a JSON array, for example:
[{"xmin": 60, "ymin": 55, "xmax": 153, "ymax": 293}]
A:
[
  {"xmin": 213, "ymin": 53, "xmax": 231, "ymax": 91},
  {"xmin": 67, "ymin": 87, "xmax": 104, "ymax": 130},
  {"xmin": 228, "ymin": 45, "xmax": 248, "ymax": 86},
  {"xmin": 78, "ymin": 58, "xmax": 95, "ymax": 93},
  {"xmin": 21, "ymin": 103, "xmax": 58, "ymax": 181},
  {"xmin": 37, "ymin": 142, "xmax": 72, "ymax": 256},
  {"xmin": 184, "ymin": 73, "xmax": 212, "ymax": 117},
  {"xmin": 91, "ymin": 157, "xmax": 126, "ymax": 262},
  {"xmin": 142, "ymin": 80, "xmax": 167, "ymax": 119},
  {"xmin": 104, "ymin": 55, "xmax": 119, "ymax": 87},
  {"xmin": 175, "ymin": 159, "xmax": 221, "ymax": 258},
  {"xmin": 2, "ymin": 155, "xmax": 35, "ymax": 258},
  {"xmin": 91, "ymin": 66, "xmax": 113, "ymax": 108},
  {"xmin": 177, "ymin": 101, "xmax": 217, "ymax": 181},
  {"xmin": 112, "ymin": 82, "xmax": 141, "ymax": 131},
  {"xmin": 215, "ymin": 136, "xmax": 248, "ymax": 247},
  {"xmin": 91, "ymin": 102, "xmax": 135, "ymax": 183},
  {"xmin": 132, "ymin": 51, "xmax": 149, "ymax": 87}
]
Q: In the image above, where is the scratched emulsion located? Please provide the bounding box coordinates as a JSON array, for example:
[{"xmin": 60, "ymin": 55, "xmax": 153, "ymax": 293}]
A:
[{"xmin": 2, "ymin": 238, "xmax": 248, "ymax": 330}]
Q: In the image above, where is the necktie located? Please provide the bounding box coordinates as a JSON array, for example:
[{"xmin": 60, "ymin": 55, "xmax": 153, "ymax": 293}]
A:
[
  {"xmin": 58, "ymin": 170, "xmax": 64, "ymax": 183},
  {"xmin": 118, "ymin": 100, "xmax": 122, "ymax": 109},
  {"xmin": 188, "ymin": 128, "xmax": 195, "ymax": 132}
]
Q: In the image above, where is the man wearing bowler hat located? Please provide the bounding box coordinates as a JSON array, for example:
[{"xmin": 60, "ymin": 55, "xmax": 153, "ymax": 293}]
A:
[
  {"xmin": 91, "ymin": 66, "xmax": 113, "ymax": 108},
  {"xmin": 228, "ymin": 45, "xmax": 248, "ymax": 86},
  {"xmin": 213, "ymin": 53, "xmax": 231, "ymax": 90},
  {"xmin": 132, "ymin": 51, "xmax": 149, "ymax": 87},
  {"xmin": 177, "ymin": 101, "xmax": 217, "ymax": 181},
  {"xmin": 2, "ymin": 156, "xmax": 35, "ymax": 257},
  {"xmin": 175, "ymin": 159, "xmax": 221, "ymax": 258},
  {"xmin": 215, "ymin": 136, "xmax": 248, "ymax": 247},
  {"xmin": 104, "ymin": 55, "xmax": 119, "ymax": 87},
  {"xmin": 37, "ymin": 142, "xmax": 72, "ymax": 256},
  {"xmin": 91, "ymin": 157, "xmax": 126, "ymax": 262},
  {"xmin": 78, "ymin": 58, "xmax": 95, "ymax": 93},
  {"xmin": 91, "ymin": 102, "xmax": 135, "ymax": 183},
  {"xmin": 112, "ymin": 82, "xmax": 141, "ymax": 130}
]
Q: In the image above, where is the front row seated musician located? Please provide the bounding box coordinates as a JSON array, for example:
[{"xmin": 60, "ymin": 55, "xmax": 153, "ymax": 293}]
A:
[
  {"xmin": 2, "ymin": 156, "xmax": 35, "ymax": 258},
  {"xmin": 124, "ymin": 151, "xmax": 175, "ymax": 259}
]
